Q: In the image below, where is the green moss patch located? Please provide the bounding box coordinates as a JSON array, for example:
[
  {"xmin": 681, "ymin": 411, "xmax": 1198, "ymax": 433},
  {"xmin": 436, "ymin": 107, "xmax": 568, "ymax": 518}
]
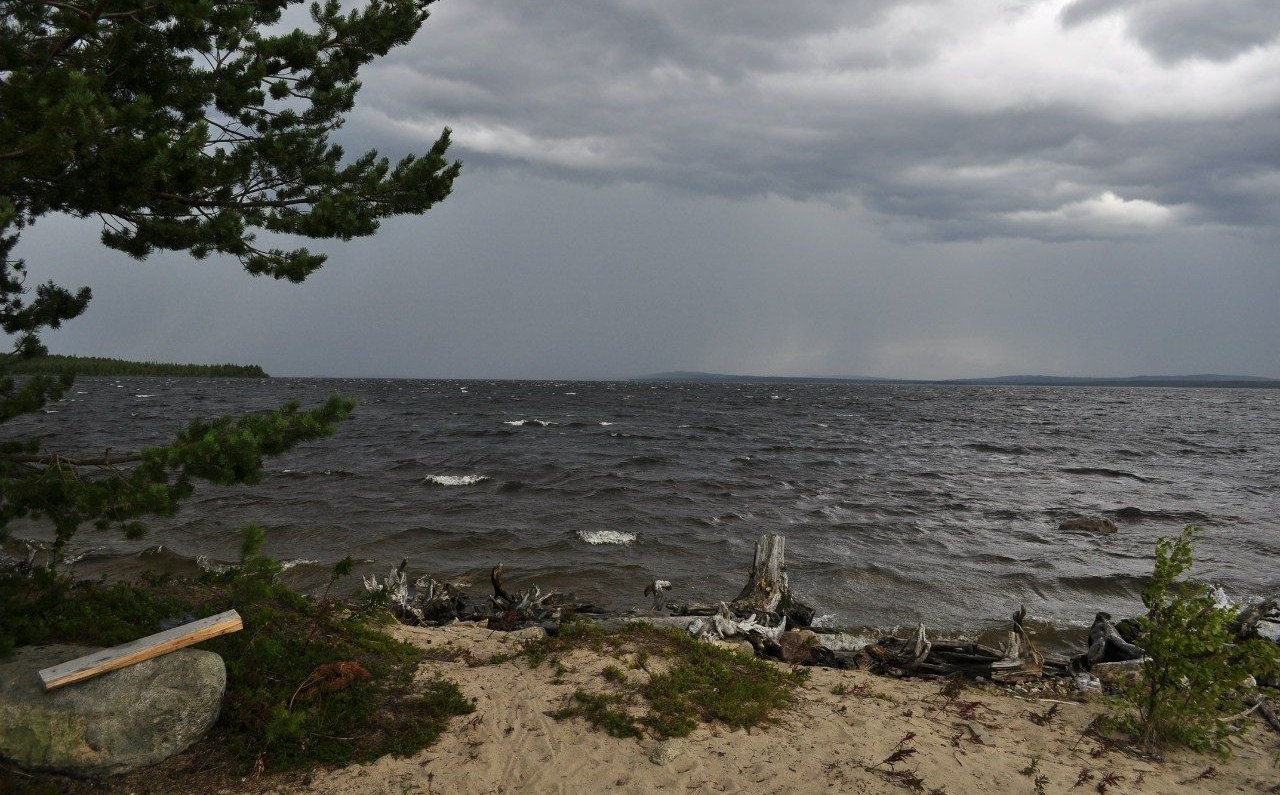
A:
[
  {"xmin": 528, "ymin": 621, "xmax": 806, "ymax": 739},
  {"xmin": 0, "ymin": 568, "xmax": 473, "ymax": 779}
]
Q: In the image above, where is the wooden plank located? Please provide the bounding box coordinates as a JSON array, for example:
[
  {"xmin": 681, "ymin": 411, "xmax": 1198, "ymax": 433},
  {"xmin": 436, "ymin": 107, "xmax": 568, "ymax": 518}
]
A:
[{"xmin": 38, "ymin": 609, "xmax": 243, "ymax": 691}]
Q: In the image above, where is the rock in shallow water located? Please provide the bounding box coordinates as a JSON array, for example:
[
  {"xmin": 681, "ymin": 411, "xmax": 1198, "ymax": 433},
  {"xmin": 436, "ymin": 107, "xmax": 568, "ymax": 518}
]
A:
[{"xmin": 0, "ymin": 644, "xmax": 225, "ymax": 777}]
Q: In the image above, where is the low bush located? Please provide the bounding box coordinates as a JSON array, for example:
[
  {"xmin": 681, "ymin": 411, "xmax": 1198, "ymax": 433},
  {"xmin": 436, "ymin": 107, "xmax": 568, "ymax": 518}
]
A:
[
  {"xmin": 1108, "ymin": 526, "xmax": 1279, "ymax": 756},
  {"xmin": 0, "ymin": 546, "xmax": 472, "ymax": 776}
]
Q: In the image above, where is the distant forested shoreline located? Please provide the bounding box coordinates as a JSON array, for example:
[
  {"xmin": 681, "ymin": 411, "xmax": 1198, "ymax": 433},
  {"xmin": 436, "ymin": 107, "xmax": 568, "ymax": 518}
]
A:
[{"xmin": 5, "ymin": 355, "xmax": 268, "ymax": 378}]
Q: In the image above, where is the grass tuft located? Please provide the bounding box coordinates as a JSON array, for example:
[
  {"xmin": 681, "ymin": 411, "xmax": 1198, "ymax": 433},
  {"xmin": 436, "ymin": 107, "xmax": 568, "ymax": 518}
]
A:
[{"xmin": 530, "ymin": 620, "xmax": 806, "ymax": 739}]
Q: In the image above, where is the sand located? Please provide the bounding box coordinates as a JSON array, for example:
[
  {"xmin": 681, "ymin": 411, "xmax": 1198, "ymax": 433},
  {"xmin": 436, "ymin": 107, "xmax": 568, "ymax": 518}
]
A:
[{"xmin": 279, "ymin": 622, "xmax": 1280, "ymax": 795}]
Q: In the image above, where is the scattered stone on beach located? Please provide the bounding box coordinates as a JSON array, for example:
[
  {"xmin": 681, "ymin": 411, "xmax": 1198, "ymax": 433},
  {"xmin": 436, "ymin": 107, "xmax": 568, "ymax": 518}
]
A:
[
  {"xmin": 1092, "ymin": 659, "xmax": 1145, "ymax": 691},
  {"xmin": 779, "ymin": 630, "xmax": 820, "ymax": 664},
  {"xmin": 1059, "ymin": 517, "xmax": 1118, "ymax": 534},
  {"xmin": 0, "ymin": 644, "xmax": 225, "ymax": 777},
  {"xmin": 649, "ymin": 738, "xmax": 685, "ymax": 766}
]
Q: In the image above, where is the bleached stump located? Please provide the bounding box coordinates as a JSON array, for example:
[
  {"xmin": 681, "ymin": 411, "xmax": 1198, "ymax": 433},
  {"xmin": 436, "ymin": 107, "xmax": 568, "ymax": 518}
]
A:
[{"xmin": 729, "ymin": 534, "xmax": 815, "ymax": 628}]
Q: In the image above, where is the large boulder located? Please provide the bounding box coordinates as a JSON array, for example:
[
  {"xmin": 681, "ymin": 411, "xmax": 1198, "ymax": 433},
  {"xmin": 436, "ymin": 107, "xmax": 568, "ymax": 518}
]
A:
[{"xmin": 0, "ymin": 644, "xmax": 225, "ymax": 777}]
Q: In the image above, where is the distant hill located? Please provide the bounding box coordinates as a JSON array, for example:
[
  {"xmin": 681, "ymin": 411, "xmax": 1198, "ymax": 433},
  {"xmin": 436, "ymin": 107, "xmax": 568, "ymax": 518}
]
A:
[
  {"xmin": 5, "ymin": 355, "xmax": 268, "ymax": 378},
  {"xmin": 638, "ymin": 371, "xmax": 1280, "ymax": 389}
]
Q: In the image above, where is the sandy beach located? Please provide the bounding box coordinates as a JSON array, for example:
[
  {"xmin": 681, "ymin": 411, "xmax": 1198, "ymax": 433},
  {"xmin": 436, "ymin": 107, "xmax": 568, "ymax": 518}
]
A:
[{"xmin": 281, "ymin": 622, "xmax": 1277, "ymax": 795}]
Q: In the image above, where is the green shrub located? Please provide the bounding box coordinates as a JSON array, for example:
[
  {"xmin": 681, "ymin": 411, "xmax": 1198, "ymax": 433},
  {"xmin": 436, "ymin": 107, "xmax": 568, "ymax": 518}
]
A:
[
  {"xmin": 0, "ymin": 558, "xmax": 473, "ymax": 774},
  {"xmin": 1109, "ymin": 526, "xmax": 1280, "ymax": 756}
]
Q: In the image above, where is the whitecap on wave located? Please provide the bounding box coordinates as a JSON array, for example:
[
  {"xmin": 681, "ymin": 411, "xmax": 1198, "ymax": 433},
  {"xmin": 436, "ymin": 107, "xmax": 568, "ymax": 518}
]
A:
[
  {"xmin": 424, "ymin": 474, "xmax": 489, "ymax": 486},
  {"xmin": 504, "ymin": 419, "xmax": 552, "ymax": 426},
  {"xmin": 577, "ymin": 529, "xmax": 637, "ymax": 546}
]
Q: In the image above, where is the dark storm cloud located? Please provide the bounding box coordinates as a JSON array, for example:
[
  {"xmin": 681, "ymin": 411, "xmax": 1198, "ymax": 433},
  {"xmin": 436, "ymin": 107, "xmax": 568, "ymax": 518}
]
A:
[
  {"xmin": 11, "ymin": 0, "xmax": 1280, "ymax": 382},
  {"xmin": 1061, "ymin": 0, "xmax": 1280, "ymax": 63},
  {"xmin": 350, "ymin": 0, "xmax": 1280, "ymax": 241}
]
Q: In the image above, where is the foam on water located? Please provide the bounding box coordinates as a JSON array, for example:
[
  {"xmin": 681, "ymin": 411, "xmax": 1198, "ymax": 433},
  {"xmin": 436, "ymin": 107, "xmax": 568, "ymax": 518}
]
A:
[
  {"xmin": 504, "ymin": 419, "xmax": 552, "ymax": 426},
  {"xmin": 424, "ymin": 474, "xmax": 490, "ymax": 486},
  {"xmin": 577, "ymin": 529, "xmax": 638, "ymax": 546}
]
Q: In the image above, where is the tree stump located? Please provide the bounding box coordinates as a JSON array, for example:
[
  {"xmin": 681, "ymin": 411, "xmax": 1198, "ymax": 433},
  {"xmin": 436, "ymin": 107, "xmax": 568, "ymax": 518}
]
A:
[{"xmin": 729, "ymin": 534, "xmax": 815, "ymax": 627}]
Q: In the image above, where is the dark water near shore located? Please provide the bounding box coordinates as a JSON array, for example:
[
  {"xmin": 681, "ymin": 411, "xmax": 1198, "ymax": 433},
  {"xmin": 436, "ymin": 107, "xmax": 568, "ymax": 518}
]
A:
[{"xmin": 5, "ymin": 378, "xmax": 1278, "ymax": 646}]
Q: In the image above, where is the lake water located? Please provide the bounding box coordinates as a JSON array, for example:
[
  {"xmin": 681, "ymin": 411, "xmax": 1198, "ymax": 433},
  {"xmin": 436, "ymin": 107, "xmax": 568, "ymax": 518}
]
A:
[{"xmin": 5, "ymin": 377, "xmax": 1277, "ymax": 647}]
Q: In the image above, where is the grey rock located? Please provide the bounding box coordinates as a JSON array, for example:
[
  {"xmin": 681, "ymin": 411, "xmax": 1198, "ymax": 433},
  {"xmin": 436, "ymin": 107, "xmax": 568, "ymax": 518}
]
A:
[
  {"xmin": 0, "ymin": 644, "xmax": 225, "ymax": 777},
  {"xmin": 649, "ymin": 738, "xmax": 685, "ymax": 765},
  {"xmin": 778, "ymin": 630, "xmax": 820, "ymax": 664},
  {"xmin": 1258, "ymin": 619, "xmax": 1280, "ymax": 644}
]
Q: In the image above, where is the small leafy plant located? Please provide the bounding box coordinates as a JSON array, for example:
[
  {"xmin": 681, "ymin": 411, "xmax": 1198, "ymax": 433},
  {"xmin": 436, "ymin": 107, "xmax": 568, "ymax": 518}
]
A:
[{"xmin": 1109, "ymin": 526, "xmax": 1279, "ymax": 755}]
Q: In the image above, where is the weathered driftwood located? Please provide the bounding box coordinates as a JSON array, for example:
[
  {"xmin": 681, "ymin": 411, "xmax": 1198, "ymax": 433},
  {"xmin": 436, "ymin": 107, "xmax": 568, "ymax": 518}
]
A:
[
  {"xmin": 728, "ymin": 533, "xmax": 816, "ymax": 628},
  {"xmin": 488, "ymin": 563, "xmax": 559, "ymax": 629},
  {"xmin": 362, "ymin": 560, "xmax": 471, "ymax": 625},
  {"xmin": 1085, "ymin": 611, "xmax": 1145, "ymax": 665},
  {"xmin": 643, "ymin": 579, "xmax": 673, "ymax": 612},
  {"xmin": 688, "ymin": 603, "xmax": 787, "ymax": 645},
  {"xmin": 846, "ymin": 606, "xmax": 1045, "ymax": 681},
  {"xmin": 1233, "ymin": 599, "xmax": 1280, "ymax": 643},
  {"xmin": 38, "ymin": 610, "xmax": 242, "ymax": 691},
  {"xmin": 1251, "ymin": 696, "xmax": 1280, "ymax": 735}
]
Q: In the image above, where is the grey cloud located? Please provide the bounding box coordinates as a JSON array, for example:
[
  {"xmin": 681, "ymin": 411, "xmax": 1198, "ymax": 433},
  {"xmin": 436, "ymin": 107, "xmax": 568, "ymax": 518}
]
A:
[
  {"xmin": 1061, "ymin": 0, "xmax": 1280, "ymax": 63},
  {"xmin": 353, "ymin": 0, "xmax": 1280, "ymax": 242}
]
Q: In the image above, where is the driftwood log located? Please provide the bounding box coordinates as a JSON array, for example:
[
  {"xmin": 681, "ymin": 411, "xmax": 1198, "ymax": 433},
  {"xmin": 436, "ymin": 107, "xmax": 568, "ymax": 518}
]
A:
[
  {"xmin": 842, "ymin": 606, "xmax": 1046, "ymax": 682},
  {"xmin": 1083, "ymin": 611, "xmax": 1145, "ymax": 666}
]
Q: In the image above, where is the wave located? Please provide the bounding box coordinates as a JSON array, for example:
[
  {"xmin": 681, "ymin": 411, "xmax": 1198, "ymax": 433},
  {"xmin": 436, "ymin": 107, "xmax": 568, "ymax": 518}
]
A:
[
  {"xmin": 964, "ymin": 442, "xmax": 1027, "ymax": 455},
  {"xmin": 1106, "ymin": 506, "xmax": 1212, "ymax": 523},
  {"xmin": 1061, "ymin": 467, "xmax": 1152, "ymax": 483},
  {"xmin": 504, "ymin": 419, "xmax": 553, "ymax": 427},
  {"xmin": 423, "ymin": 474, "xmax": 489, "ymax": 487},
  {"xmin": 1056, "ymin": 573, "xmax": 1148, "ymax": 599},
  {"xmin": 577, "ymin": 529, "xmax": 637, "ymax": 546},
  {"xmin": 277, "ymin": 468, "xmax": 357, "ymax": 478},
  {"xmin": 618, "ymin": 454, "xmax": 670, "ymax": 467}
]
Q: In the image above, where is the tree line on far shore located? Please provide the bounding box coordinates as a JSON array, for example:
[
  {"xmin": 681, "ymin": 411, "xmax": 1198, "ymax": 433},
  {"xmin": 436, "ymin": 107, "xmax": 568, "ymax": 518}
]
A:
[{"xmin": 6, "ymin": 355, "xmax": 268, "ymax": 379}]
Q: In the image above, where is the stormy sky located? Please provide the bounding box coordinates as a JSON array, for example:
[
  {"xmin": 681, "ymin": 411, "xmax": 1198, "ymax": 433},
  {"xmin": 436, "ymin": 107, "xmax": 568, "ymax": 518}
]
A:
[{"xmin": 23, "ymin": 0, "xmax": 1280, "ymax": 379}]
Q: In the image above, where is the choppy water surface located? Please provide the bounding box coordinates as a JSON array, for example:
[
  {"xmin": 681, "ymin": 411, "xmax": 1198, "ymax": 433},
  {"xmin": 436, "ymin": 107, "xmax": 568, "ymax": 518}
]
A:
[{"xmin": 6, "ymin": 378, "xmax": 1277, "ymax": 644}]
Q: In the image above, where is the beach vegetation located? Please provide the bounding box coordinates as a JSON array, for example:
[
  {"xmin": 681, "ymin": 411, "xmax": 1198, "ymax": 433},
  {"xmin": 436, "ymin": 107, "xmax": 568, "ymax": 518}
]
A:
[
  {"xmin": 0, "ymin": 550, "xmax": 473, "ymax": 779},
  {"xmin": 1107, "ymin": 526, "xmax": 1280, "ymax": 756},
  {"xmin": 527, "ymin": 620, "xmax": 806, "ymax": 739}
]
